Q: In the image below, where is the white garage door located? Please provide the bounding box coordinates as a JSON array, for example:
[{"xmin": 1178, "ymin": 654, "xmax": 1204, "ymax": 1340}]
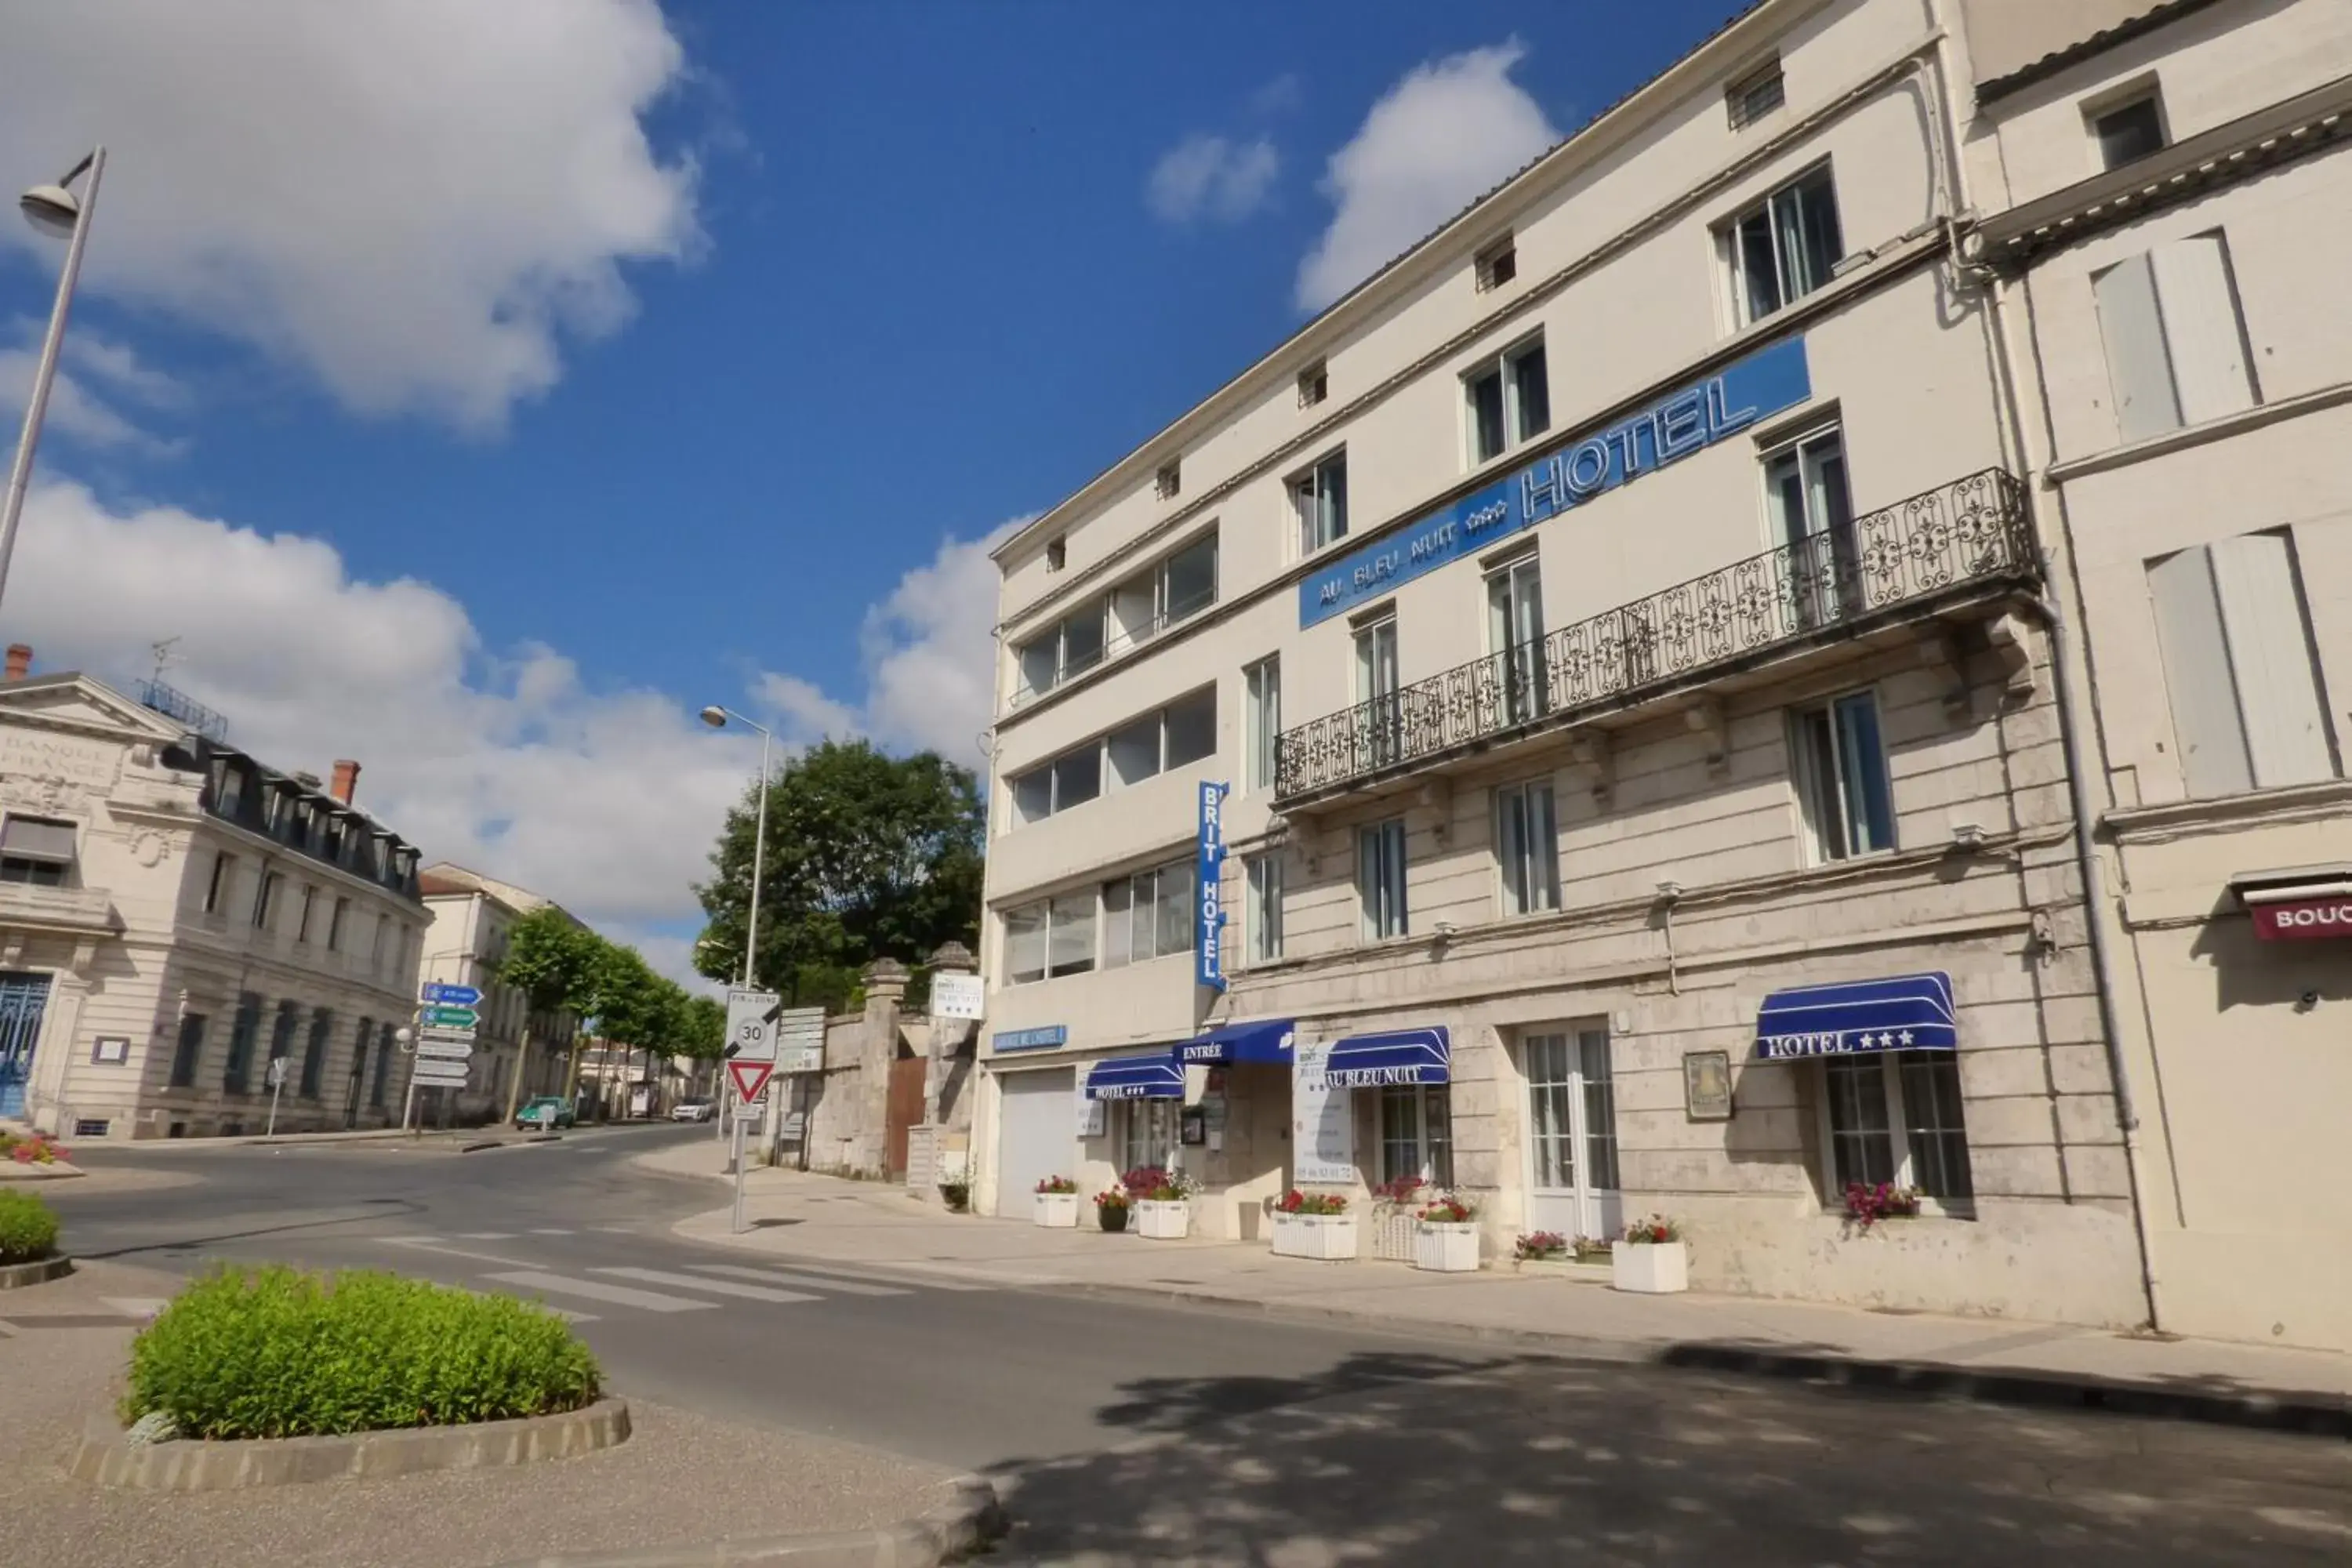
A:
[{"xmin": 994, "ymin": 1067, "xmax": 1075, "ymax": 1214}]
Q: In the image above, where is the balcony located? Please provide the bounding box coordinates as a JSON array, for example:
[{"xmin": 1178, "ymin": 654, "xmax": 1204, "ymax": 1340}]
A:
[
  {"xmin": 0, "ymin": 881, "xmax": 118, "ymax": 936},
  {"xmin": 1273, "ymin": 468, "xmax": 2033, "ymax": 805}
]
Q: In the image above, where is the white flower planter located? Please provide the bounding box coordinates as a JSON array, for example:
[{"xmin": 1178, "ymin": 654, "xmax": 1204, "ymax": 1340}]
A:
[
  {"xmin": 1412, "ymin": 1221, "xmax": 1479, "ymax": 1273},
  {"xmin": 1033, "ymin": 1191, "xmax": 1079, "ymax": 1229},
  {"xmin": 1370, "ymin": 1210, "xmax": 1419, "ymax": 1262},
  {"xmin": 1270, "ymin": 1212, "xmax": 1359, "ymax": 1261},
  {"xmin": 1134, "ymin": 1199, "xmax": 1191, "ymax": 1240},
  {"xmin": 1611, "ymin": 1240, "xmax": 1689, "ymax": 1294}
]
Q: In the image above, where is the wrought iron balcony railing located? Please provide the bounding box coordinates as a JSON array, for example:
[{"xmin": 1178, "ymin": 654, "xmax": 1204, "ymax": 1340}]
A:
[{"xmin": 1273, "ymin": 467, "xmax": 2031, "ymax": 803}]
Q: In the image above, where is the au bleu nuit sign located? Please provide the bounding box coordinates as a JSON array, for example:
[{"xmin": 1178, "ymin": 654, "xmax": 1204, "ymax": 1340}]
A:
[
  {"xmin": 1196, "ymin": 781, "xmax": 1228, "ymax": 992},
  {"xmin": 1299, "ymin": 335, "xmax": 1813, "ymax": 628}
]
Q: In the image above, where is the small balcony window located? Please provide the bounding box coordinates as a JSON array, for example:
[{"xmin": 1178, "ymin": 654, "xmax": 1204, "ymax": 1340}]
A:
[
  {"xmin": 0, "ymin": 816, "xmax": 76, "ymax": 887},
  {"xmin": 1727, "ymin": 165, "xmax": 1842, "ymax": 325},
  {"xmin": 1292, "ymin": 451, "xmax": 1348, "ymax": 555}
]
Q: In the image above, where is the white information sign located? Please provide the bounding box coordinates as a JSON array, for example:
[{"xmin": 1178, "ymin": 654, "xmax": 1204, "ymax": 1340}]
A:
[
  {"xmin": 724, "ymin": 989, "xmax": 781, "ymax": 1063},
  {"xmin": 931, "ymin": 973, "xmax": 985, "ymax": 1021},
  {"xmin": 410, "ymin": 1061, "xmax": 470, "ymax": 1086},
  {"xmin": 1290, "ymin": 1040, "xmax": 1355, "ymax": 1185},
  {"xmin": 773, "ymin": 1007, "xmax": 826, "ymax": 1075},
  {"xmin": 1074, "ymin": 1072, "xmax": 1106, "ymax": 1141},
  {"xmin": 413, "ymin": 1038, "xmax": 474, "ymax": 1062}
]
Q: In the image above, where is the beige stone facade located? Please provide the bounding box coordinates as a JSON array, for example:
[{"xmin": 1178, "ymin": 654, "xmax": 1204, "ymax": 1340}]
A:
[
  {"xmin": 416, "ymin": 863, "xmax": 579, "ymax": 1127},
  {"xmin": 970, "ymin": 0, "xmax": 2169, "ymax": 1328},
  {"xmin": 0, "ymin": 665, "xmax": 427, "ymax": 1140}
]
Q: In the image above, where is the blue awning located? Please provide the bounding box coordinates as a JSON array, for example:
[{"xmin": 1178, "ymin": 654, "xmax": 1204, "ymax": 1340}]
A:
[
  {"xmin": 1084, "ymin": 1053, "xmax": 1184, "ymax": 1100},
  {"xmin": 1175, "ymin": 1018, "xmax": 1296, "ymax": 1067},
  {"xmin": 1755, "ymin": 972, "xmax": 1958, "ymax": 1059},
  {"xmin": 1324, "ymin": 1026, "xmax": 1450, "ymax": 1088}
]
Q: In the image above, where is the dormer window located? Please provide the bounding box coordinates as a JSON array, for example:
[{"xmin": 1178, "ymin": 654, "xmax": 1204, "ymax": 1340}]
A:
[
  {"xmin": 1298, "ymin": 361, "xmax": 1328, "ymax": 408},
  {"xmin": 1475, "ymin": 235, "xmax": 1518, "ymax": 292},
  {"xmin": 1726, "ymin": 57, "xmax": 1785, "ymax": 130},
  {"xmin": 1155, "ymin": 459, "xmax": 1181, "ymax": 501},
  {"xmin": 2090, "ymin": 90, "xmax": 2167, "ymax": 171}
]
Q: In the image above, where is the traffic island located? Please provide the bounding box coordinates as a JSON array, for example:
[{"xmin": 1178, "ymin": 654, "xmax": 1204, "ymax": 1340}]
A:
[
  {"xmin": 0, "ymin": 1189, "xmax": 67, "ymax": 1287},
  {"xmin": 0, "ymin": 1254, "xmax": 74, "ymax": 1290}
]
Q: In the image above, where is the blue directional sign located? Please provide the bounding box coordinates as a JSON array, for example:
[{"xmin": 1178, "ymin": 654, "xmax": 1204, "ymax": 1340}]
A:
[{"xmin": 421, "ymin": 982, "xmax": 483, "ymax": 1007}]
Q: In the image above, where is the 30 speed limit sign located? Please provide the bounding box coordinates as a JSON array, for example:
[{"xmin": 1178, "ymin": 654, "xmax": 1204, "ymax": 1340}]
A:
[{"xmin": 724, "ymin": 989, "xmax": 781, "ymax": 1062}]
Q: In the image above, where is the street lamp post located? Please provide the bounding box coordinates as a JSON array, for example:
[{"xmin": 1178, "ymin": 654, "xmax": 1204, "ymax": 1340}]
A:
[
  {"xmin": 700, "ymin": 705, "xmax": 774, "ymax": 1184},
  {"xmin": 2, "ymin": 147, "xmax": 107, "ymax": 618}
]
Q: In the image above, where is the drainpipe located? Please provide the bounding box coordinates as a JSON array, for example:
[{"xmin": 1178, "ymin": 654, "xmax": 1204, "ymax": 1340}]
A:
[{"xmin": 1920, "ymin": 0, "xmax": 2165, "ymax": 1331}]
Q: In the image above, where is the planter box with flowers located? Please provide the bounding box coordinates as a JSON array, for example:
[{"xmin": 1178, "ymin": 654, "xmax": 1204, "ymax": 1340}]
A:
[
  {"xmin": 1269, "ymin": 1191, "xmax": 1357, "ymax": 1261},
  {"xmin": 1512, "ymin": 1232, "xmax": 1613, "ymax": 1280},
  {"xmin": 0, "ymin": 1134, "xmax": 78, "ymax": 1181},
  {"xmin": 1843, "ymin": 1181, "xmax": 1922, "ymax": 1233},
  {"xmin": 1369, "ymin": 1176, "xmax": 1431, "ymax": 1262},
  {"xmin": 1611, "ymin": 1216, "xmax": 1689, "ymax": 1294},
  {"xmin": 1033, "ymin": 1177, "xmax": 1079, "ymax": 1229},
  {"xmin": 1124, "ymin": 1167, "xmax": 1196, "ymax": 1240},
  {"xmin": 1411, "ymin": 1194, "xmax": 1481, "ymax": 1273},
  {"xmin": 1093, "ymin": 1188, "xmax": 1130, "ymax": 1232}
]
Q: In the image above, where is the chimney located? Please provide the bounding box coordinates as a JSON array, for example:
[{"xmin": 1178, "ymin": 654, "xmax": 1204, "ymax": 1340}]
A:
[
  {"xmin": 3, "ymin": 644, "xmax": 30, "ymax": 682},
  {"xmin": 329, "ymin": 758, "xmax": 361, "ymax": 804}
]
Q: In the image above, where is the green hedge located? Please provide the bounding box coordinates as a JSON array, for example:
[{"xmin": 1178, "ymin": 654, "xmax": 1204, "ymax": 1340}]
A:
[
  {"xmin": 0, "ymin": 1189, "xmax": 59, "ymax": 1262},
  {"xmin": 123, "ymin": 1266, "xmax": 601, "ymax": 1438}
]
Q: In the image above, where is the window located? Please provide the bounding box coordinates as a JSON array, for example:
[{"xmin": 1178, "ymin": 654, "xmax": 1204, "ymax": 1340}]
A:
[
  {"xmin": 2092, "ymin": 232, "xmax": 2256, "ymax": 444},
  {"xmin": 295, "ymin": 885, "xmax": 318, "ymax": 944},
  {"xmin": 1358, "ymin": 817, "xmax": 1409, "ymax": 939},
  {"xmin": 252, "ymin": 870, "xmax": 281, "ymax": 930},
  {"xmin": 2091, "ymin": 92, "xmax": 2166, "ymax": 170},
  {"xmin": 1524, "ymin": 1028, "xmax": 1621, "ymax": 1232},
  {"xmin": 1298, "ymin": 361, "xmax": 1327, "ymax": 408},
  {"xmin": 212, "ymin": 763, "xmax": 245, "ymax": 819},
  {"xmin": 328, "ymin": 897, "xmax": 349, "ymax": 952},
  {"xmin": 1465, "ymin": 337, "xmax": 1550, "ymax": 465},
  {"xmin": 1822, "ymin": 1051, "xmax": 1973, "ymax": 1204},
  {"xmin": 1016, "ymin": 599, "xmax": 1110, "ymax": 701},
  {"xmin": 1246, "ymin": 851, "xmax": 1283, "ymax": 964},
  {"xmin": 168, "ymin": 1012, "xmax": 207, "ymax": 1089},
  {"xmin": 369, "ymin": 914, "xmax": 388, "ymax": 971},
  {"xmin": 1729, "ymin": 165, "xmax": 1842, "ymax": 325},
  {"xmin": 1104, "ymin": 859, "xmax": 1192, "ymax": 967},
  {"xmin": 1027, "ymin": 688, "xmax": 1218, "ymax": 816},
  {"xmin": 1475, "ymin": 234, "xmax": 1517, "ymax": 292},
  {"xmin": 1764, "ymin": 426, "xmax": 1857, "ymax": 628},
  {"xmin": 1355, "ymin": 615, "xmax": 1400, "ymax": 767},
  {"xmin": 1291, "ymin": 450, "xmax": 1348, "ymax": 555},
  {"xmin": 0, "ymin": 816, "xmax": 74, "ymax": 886},
  {"xmin": 1004, "ymin": 891, "xmax": 1097, "ymax": 984},
  {"xmin": 2147, "ymin": 532, "xmax": 2337, "ymax": 797},
  {"xmin": 267, "ymin": 1000, "xmax": 300, "ymax": 1081},
  {"xmin": 299, "ymin": 1007, "xmax": 332, "ymax": 1098},
  {"xmin": 1045, "ymin": 536, "xmax": 1067, "ymax": 572},
  {"xmin": 1109, "ymin": 533, "xmax": 1218, "ymax": 650},
  {"xmin": 1244, "ymin": 656, "xmax": 1281, "ymax": 793},
  {"xmin": 1792, "ymin": 691, "xmax": 1895, "ymax": 862},
  {"xmin": 223, "ymin": 992, "xmax": 262, "ymax": 1093},
  {"xmin": 371, "ymin": 1021, "xmax": 395, "ymax": 1107},
  {"xmin": 1379, "ymin": 1084, "xmax": 1453, "ymax": 1186},
  {"xmin": 1155, "ymin": 459, "xmax": 1181, "ymax": 500},
  {"xmin": 1495, "ymin": 780, "xmax": 1560, "ymax": 916},
  {"xmin": 1726, "ymin": 57, "xmax": 1785, "ymax": 129},
  {"xmin": 1117, "ymin": 1098, "xmax": 1179, "ymax": 1175},
  {"xmin": 1486, "ymin": 553, "xmax": 1548, "ymax": 722},
  {"xmin": 204, "ymin": 851, "xmax": 234, "ymax": 914}
]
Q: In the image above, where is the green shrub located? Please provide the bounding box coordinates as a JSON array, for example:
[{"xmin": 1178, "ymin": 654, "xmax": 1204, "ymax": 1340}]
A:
[
  {"xmin": 122, "ymin": 1265, "xmax": 601, "ymax": 1438},
  {"xmin": 0, "ymin": 1189, "xmax": 60, "ymax": 1262}
]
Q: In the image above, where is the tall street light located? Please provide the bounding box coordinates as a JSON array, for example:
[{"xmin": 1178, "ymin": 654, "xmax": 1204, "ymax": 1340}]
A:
[
  {"xmin": 2, "ymin": 147, "xmax": 107, "ymax": 618},
  {"xmin": 699, "ymin": 706, "xmax": 773, "ymax": 989}
]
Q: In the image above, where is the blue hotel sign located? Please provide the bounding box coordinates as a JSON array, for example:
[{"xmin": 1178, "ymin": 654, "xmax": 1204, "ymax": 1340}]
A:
[
  {"xmin": 1299, "ymin": 335, "xmax": 1813, "ymax": 627},
  {"xmin": 1196, "ymin": 781, "xmax": 1229, "ymax": 992},
  {"xmin": 991, "ymin": 1025, "xmax": 1067, "ymax": 1052}
]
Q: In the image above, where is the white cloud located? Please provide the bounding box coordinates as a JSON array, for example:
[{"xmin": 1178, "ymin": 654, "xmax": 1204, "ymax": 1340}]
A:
[
  {"xmin": 0, "ymin": 0, "xmax": 699, "ymax": 432},
  {"xmin": 9, "ymin": 480, "xmax": 757, "ymax": 932},
  {"xmin": 1147, "ymin": 134, "xmax": 1281, "ymax": 224},
  {"xmin": 0, "ymin": 326, "xmax": 189, "ymax": 456},
  {"xmin": 1294, "ymin": 40, "xmax": 1559, "ymax": 312}
]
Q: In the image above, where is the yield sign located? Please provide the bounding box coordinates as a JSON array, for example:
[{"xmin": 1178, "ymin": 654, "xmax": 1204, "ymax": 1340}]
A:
[{"xmin": 727, "ymin": 1058, "xmax": 775, "ymax": 1105}]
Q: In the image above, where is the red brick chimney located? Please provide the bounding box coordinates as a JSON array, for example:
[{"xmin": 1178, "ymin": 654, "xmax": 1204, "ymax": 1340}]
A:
[
  {"xmin": 329, "ymin": 759, "xmax": 361, "ymax": 804},
  {"xmin": 3, "ymin": 644, "xmax": 30, "ymax": 682}
]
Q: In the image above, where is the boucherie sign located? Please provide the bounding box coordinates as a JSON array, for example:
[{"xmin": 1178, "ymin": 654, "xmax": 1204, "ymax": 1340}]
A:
[{"xmin": 2252, "ymin": 895, "xmax": 2352, "ymax": 941}]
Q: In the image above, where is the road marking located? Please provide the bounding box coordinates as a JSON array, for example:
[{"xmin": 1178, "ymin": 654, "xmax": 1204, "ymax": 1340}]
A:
[
  {"xmin": 528, "ymin": 1228, "xmax": 575, "ymax": 1236},
  {"xmin": 100, "ymin": 1298, "xmax": 170, "ymax": 1320},
  {"xmin": 485, "ymin": 1271, "xmax": 717, "ymax": 1313},
  {"xmin": 383, "ymin": 1236, "xmax": 528, "ymax": 1266},
  {"xmin": 762, "ymin": 1261, "xmax": 994, "ymax": 1293},
  {"xmin": 456, "ymin": 1232, "xmax": 517, "ymax": 1240},
  {"xmin": 591, "ymin": 1225, "xmax": 635, "ymax": 1234},
  {"xmin": 592, "ymin": 1267, "xmax": 819, "ymax": 1304},
  {"xmin": 688, "ymin": 1264, "xmax": 910, "ymax": 1298}
]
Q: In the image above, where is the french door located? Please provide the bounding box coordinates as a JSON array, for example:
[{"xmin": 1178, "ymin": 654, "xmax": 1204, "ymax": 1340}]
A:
[
  {"xmin": 1766, "ymin": 429, "xmax": 1860, "ymax": 630},
  {"xmin": 0, "ymin": 972, "xmax": 53, "ymax": 1120},
  {"xmin": 1355, "ymin": 617, "xmax": 1401, "ymax": 767},
  {"xmin": 1523, "ymin": 1026, "xmax": 1621, "ymax": 1241},
  {"xmin": 1486, "ymin": 555, "xmax": 1548, "ymax": 724}
]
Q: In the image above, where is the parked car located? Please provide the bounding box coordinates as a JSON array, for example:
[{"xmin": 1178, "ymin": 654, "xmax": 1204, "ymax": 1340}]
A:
[
  {"xmin": 514, "ymin": 1095, "xmax": 575, "ymax": 1131},
  {"xmin": 670, "ymin": 1096, "xmax": 716, "ymax": 1123}
]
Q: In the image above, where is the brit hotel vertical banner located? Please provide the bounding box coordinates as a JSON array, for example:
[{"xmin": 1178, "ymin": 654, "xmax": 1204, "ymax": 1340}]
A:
[{"xmin": 1197, "ymin": 781, "xmax": 1228, "ymax": 991}]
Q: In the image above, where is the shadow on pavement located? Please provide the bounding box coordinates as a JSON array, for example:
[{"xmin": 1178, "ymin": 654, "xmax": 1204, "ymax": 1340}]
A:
[{"xmin": 989, "ymin": 1352, "xmax": 2351, "ymax": 1566}]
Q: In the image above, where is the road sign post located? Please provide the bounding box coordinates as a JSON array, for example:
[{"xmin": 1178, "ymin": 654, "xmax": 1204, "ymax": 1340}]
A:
[
  {"xmin": 265, "ymin": 1055, "xmax": 289, "ymax": 1138},
  {"xmin": 725, "ymin": 1057, "xmax": 775, "ymax": 1234}
]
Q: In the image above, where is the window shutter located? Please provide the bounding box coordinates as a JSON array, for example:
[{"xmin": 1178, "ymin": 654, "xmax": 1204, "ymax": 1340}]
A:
[
  {"xmin": 2149, "ymin": 234, "xmax": 2255, "ymax": 427},
  {"xmin": 2092, "ymin": 253, "xmax": 2183, "ymax": 442},
  {"xmin": 2146, "ymin": 546, "xmax": 2253, "ymax": 797},
  {"xmin": 2208, "ymin": 532, "xmax": 2335, "ymax": 787}
]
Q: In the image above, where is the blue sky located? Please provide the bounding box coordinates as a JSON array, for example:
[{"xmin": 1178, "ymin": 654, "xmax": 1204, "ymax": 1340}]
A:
[{"xmin": 0, "ymin": 0, "xmax": 1745, "ymax": 974}]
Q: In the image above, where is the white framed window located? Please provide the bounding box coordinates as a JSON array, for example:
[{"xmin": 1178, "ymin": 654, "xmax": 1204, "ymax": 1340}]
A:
[
  {"xmin": 295, "ymin": 884, "xmax": 318, "ymax": 944},
  {"xmin": 1726, "ymin": 164, "xmax": 1842, "ymax": 325},
  {"xmin": 1104, "ymin": 859, "xmax": 1192, "ymax": 968},
  {"xmin": 2089, "ymin": 89, "xmax": 2166, "ymax": 171},
  {"xmin": 2092, "ymin": 230, "xmax": 2256, "ymax": 444},
  {"xmin": 1358, "ymin": 817, "xmax": 1409, "ymax": 940},
  {"xmin": 1298, "ymin": 361, "xmax": 1328, "ymax": 408},
  {"xmin": 2147, "ymin": 531, "xmax": 2337, "ymax": 797},
  {"xmin": 1378, "ymin": 1084, "xmax": 1453, "ymax": 1186},
  {"xmin": 1355, "ymin": 613, "xmax": 1400, "ymax": 768},
  {"xmin": 1791, "ymin": 689, "xmax": 1895, "ymax": 862},
  {"xmin": 252, "ymin": 870, "xmax": 281, "ymax": 930},
  {"xmin": 0, "ymin": 815, "xmax": 75, "ymax": 887},
  {"xmin": 204, "ymin": 851, "xmax": 235, "ymax": 915},
  {"xmin": 1474, "ymin": 234, "xmax": 1517, "ymax": 292},
  {"xmin": 1291, "ymin": 449, "xmax": 1348, "ymax": 555},
  {"xmin": 1003, "ymin": 891, "xmax": 1098, "ymax": 985},
  {"xmin": 1013, "ymin": 688, "xmax": 1216, "ymax": 825},
  {"xmin": 1819, "ymin": 1051, "xmax": 1973, "ymax": 1207},
  {"xmin": 1495, "ymin": 779, "xmax": 1559, "ymax": 916},
  {"xmin": 1486, "ymin": 552, "xmax": 1547, "ymax": 722},
  {"xmin": 1465, "ymin": 336, "xmax": 1550, "ymax": 466},
  {"xmin": 1244, "ymin": 655, "xmax": 1281, "ymax": 793},
  {"xmin": 1763, "ymin": 425, "xmax": 1857, "ymax": 628},
  {"xmin": 1725, "ymin": 56, "xmax": 1785, "ymax": 130},
  {"xmin": 1523, "ymin": 1026, "xmax": 1621, "ymax": 1240},
  {"xmin": 1116, "ymin": 1098, "xmax": 1179, "ymax": 1175},
  {"xmin": 1015, "ymin": 598, "xmax": 1109, "ymax": 702},
  {"xmin": 1245, "ymin": 851, "xmax": 1283, "ymax": 964},
  {"xmin": 1109, "ymin": 532, "xmax": 1218, "ymax": 651}
]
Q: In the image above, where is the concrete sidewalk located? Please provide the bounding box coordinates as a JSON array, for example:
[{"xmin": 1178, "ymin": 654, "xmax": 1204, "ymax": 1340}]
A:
[{"xmin": 639, "ymin": 1141, "xmax": 2348, "ymax": 1437}]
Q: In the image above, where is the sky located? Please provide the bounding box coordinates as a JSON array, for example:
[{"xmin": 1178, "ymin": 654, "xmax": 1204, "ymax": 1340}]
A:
[{"xmin": 0, "ymin": 0, "xmax": 1749, "ymax": 981}]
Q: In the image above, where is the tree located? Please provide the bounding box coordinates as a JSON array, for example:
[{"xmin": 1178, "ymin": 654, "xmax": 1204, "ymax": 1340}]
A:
[
  {"xmin": 492, "ymin": 906, "xmax": 605, "ymax": 1121},
  {"xmin": 692, "ymin": 739, "xmax": 983, "ymax": 1001},
  {"xmin": 590, "ymin": 947, "xmax": 698, "ymax": 1116}
]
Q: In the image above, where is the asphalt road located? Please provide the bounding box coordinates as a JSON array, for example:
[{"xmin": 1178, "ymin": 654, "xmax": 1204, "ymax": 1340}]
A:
[{"xmin": 39, "ymin": 1126, "xmax": 2350, "ymax": 1566}]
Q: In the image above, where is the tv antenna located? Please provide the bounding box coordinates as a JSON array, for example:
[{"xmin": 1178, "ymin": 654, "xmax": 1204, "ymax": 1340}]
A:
[{"xmin": 149, "ymin": 637, "xmax": 182, "ymax": 688}]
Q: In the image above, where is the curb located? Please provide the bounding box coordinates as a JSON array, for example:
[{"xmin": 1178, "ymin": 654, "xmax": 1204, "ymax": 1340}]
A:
[
  {"xmin": 0, "ymin": 1160, "xmax": 83, "ymax": 1181},
  {"xmin": 489, "ymin": 1475, "xmax": 1004, "ymax": 1566},
  {"xmin": 0, "ymin": 1254, "xmax": 74, "ymax": 1290},
  {"xmin": 71, "ymin": 1397, "xmax": 631, "ymax": 1491}
]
